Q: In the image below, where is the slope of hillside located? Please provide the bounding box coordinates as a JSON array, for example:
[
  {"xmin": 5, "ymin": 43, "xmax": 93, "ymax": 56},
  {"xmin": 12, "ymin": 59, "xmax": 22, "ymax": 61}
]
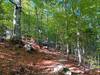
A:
[{"xmin": 0, "ymin": 41, "xmax": 99, "ymax": 75}]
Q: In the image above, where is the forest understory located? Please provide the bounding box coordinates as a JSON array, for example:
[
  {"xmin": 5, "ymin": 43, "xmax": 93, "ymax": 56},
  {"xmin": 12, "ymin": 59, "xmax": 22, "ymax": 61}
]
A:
[
  {"xmin": 0, "ymin": 40, "xmax": 99, "ymax": 75},
  {"xmin": 0, "ymin": 0, "xmax": 100, "ymax": 75}
]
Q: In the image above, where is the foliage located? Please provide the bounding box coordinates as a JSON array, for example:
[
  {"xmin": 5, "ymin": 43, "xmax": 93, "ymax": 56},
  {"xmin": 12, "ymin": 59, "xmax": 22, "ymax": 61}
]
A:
[{"xmin": 0, "ymin": 0, "xmax": 99, "ymax": 68}]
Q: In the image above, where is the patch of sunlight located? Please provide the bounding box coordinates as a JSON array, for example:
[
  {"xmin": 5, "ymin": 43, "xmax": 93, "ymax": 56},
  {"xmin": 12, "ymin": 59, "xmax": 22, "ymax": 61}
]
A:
[
  {"xmin": 40, "ymin": 60, "xmax": 58, "ymax": 65},
  {"xmin": 96, "ymin": 12, "xmax": 100, "ymax": 14},
  {"xmin": 69, "ymin": 67, "xmax": 84, "ymax": 73},
  {"xmin": 64, "ymin": 71, "xmax": 72, "ymax": 75},
  {"xmin": 52, "ymin": 64, "xmax": 64, "ymax": 73},
  {"xmin": 69, "ymin": 67, "xmax": 78, "ymax": 70},
  {"xmin": 90, "ymin": 5, "xmax": 96, "ymax": 8}
]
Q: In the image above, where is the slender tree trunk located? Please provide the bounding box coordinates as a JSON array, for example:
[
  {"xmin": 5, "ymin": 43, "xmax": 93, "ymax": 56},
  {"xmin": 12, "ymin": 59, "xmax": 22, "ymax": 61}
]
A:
[
  {"xmin": 9, "ymin": 0, "xmax": 22, "ymax": 41},
  {"xmin": 35, "ymin": 7, "xmax": 39, "ymax": 39},
  {"xmin": 13, "ymin": 7, "xmax": 21, "ymax": 40},
  {"xmin": 13, "ymin": 4, "xmax": 21, "ymax": 41},
  {"xmin": 64, "ymin": 0, "xmax": 69, "ymax": 55},
  {"xmin": 77, "ymin": 32, "xmax": 82, "ymax": 65}
]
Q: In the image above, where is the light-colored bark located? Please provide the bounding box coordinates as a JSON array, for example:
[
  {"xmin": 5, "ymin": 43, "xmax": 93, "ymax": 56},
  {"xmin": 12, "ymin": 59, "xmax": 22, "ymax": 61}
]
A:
[
  {"xmin": 9, "ymin": 0, "xmax": 21, "ymax": 41},
  {"xmin": 13, "ymin": 0, "xmax": 21, "ymax": 41},
  {"xmin": 66, "ymin": 43, "xmax": 69, "ymax": 55},
  {"xmin": 77, "ymin": 32, "xmax": 82, "ymax": 65}
]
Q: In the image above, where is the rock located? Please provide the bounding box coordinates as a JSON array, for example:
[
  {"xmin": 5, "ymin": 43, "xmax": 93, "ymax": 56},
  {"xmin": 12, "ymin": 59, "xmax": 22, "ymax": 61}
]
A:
[
  {"xmin": 24, "ymin": 44, "xmax": 33, "ymax": 53},
  {"xmin": 0, "ymin": 36, "xmax": 4, "ymax": 42}
]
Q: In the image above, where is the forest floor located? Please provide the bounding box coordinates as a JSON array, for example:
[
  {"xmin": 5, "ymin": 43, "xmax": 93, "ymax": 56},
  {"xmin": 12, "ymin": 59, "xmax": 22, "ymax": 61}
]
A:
[{"xmin": 0, "ymin": 41, "xmax": 100, "ymax": 75}]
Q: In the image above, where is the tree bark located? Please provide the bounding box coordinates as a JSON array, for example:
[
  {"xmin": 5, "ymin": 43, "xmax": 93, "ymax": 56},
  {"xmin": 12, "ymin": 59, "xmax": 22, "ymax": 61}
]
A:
[
  {"xmin": 77, "ymin": 32, "xmax": 82, "ymax": 65},
  {"xmin": 9, "ymin": 0, "xmax": 21, "ymax": 41}
]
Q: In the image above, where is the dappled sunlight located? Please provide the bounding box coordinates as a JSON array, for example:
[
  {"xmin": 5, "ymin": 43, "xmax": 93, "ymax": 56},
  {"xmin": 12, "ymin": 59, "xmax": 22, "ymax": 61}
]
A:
[
  {"xmin": 36, "ymin": 60, "xmax": 59, "ymax": 66},
  {"xmin": 69, "ymin": 67, "xmax": 84, "ymax": 73},
  {"xmin": 39, "ymin": 49, "xmax": 62, "ymax": 56},
  {"xmin": 65, "ymin": 64, "xmax": 76, "ymax": 67},
  {"xmin": 0, "ymin": 0, "xmax": 99, "ymax": 74},
  {"xmin": 0, "ymin": 41, "xmax": 98, "ymax": 75},
  {"xmin": 34, "ymin": 60, "xmax": 60, "ymax": 71}
]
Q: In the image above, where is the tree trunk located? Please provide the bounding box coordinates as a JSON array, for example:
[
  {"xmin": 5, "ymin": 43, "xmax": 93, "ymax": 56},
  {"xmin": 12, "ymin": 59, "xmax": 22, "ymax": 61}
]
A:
[
  {"xmin": 13, "ymin": 0, "xmax": 21, "ymax": 41},
  {"xmin": 77, "ymin": 32, "xmax": 82, "ymax": 65},
  {"xmin": 9, "ymin": 0, "xmax": 21, "ymax": 41}
]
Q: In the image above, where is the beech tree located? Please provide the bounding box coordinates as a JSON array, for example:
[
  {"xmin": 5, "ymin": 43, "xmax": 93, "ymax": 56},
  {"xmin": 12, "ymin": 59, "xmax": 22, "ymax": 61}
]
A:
[
  {"xmin": 0, "ymin": 0, "xmax": 99, "ymax": 68},
  {"xmin": 9, "ymin": 0, "xmax": 21, "ymax": 41}
]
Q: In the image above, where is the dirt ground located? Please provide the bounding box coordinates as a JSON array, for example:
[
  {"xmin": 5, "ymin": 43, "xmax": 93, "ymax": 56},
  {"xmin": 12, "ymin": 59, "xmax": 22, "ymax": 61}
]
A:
[{"xmin": 0, "ymin": 41, "xmax": 100, "ymax": 75}]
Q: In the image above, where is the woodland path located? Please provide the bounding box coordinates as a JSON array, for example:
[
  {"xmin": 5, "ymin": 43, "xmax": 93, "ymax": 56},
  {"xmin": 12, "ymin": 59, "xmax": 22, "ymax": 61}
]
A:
[{"xmin": 0, "ymin": 42, "xmax": 99, "ymax": 75}]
